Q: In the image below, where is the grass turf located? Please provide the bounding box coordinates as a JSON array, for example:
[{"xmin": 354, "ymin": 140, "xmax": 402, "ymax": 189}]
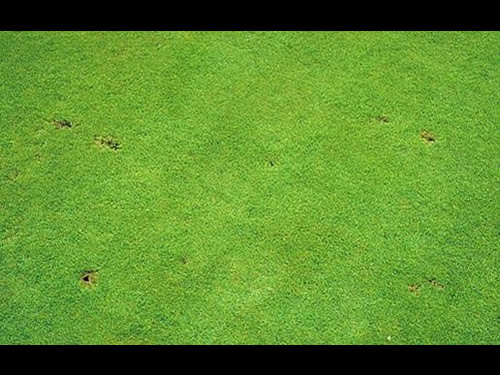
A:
[{"xmin": 0, "ymin": 31, "xmax": 498, "ymax": 345}]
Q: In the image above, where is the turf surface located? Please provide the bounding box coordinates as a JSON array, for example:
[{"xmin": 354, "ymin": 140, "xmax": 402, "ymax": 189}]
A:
[{"xmin": 0, "ymin": 31, "xmax": 498, "ymax": 345}]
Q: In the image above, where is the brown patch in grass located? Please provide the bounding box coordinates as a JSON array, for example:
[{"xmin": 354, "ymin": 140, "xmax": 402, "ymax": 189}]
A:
[
  {"xmin": 420, "ymin": 131, "xmax": 436, "ymax": 144},
  {"xmin": 94, "ymin": 135, "xmax": 121, "ymax": 151}
]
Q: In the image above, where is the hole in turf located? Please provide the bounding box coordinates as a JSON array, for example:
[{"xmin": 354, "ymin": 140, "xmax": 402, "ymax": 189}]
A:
[
  {"xmin": 52, "ymin": 119, "xmax": 73, "ymax": 129},
  {"xmin": 420, "ymin": 131, "xmax": 436, "ymax": 144},
  {"xmin": 428, "ymin": 278, "xmax": 445, "ymax": 290},
  {"xmin": 408, "ymin": 284, "xmax": 420, "ymax": 295},
  {"xmin": 94, "ymin": 136, "xmax": 121, "ymax": 151},
  {"xmin": 269, "ymin": 160, "xmax": 275, "ymax": 167},
  {"xmin": 80, "ymin": 270, "xmax": 98, "ymax": 287},
  {"xmin": 376, "ymin": 115, "xmax": 389, "ymax": 123}
]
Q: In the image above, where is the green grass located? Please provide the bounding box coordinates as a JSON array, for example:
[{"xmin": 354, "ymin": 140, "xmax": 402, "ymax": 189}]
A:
[{"xmin": 0, "ymin": 31, "xmax": 498, "ymax": 345}]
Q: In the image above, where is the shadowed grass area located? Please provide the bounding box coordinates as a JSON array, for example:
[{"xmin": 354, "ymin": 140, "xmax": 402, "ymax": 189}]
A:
[{"xmin": 0, "ymin": 31, "xmax": 498, "ymax": 344}]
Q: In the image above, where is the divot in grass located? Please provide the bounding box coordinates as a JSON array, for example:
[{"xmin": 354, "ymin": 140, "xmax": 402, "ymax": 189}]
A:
[
  {"xmin": 420, "ymin": 131, "xmax": 436, "ymax": 144},
  {"xmin": 428, "ymin": 278, "xmax": 445, "ymax": 290},
  {"xmin": 376, "ymin": 115, "xmax": 389, "ymax": 123},
  {"xmin": 80, "ymin": 270, "xmax": 98, "ymax": 287},
  {"xmin": 94, "ymin": 135, "xmax": 121, "ymax": 151},
  {"xmin": 408, "ymin": 284, "xmax": 421, "ymax": 295},
  {"xmin": 52, "ymin": 119, "xmax": 73, "ymax": 129}
]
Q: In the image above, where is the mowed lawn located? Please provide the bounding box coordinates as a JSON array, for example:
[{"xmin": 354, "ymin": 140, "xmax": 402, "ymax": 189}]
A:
[{"xmin": 0, "ymin": 31, "xmax": 498, "ymax": 345}]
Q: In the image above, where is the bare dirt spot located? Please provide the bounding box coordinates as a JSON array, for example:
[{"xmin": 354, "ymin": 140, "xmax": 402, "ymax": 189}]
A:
[
  {"xmin": 52, "ymin": 119, "xmax": 73, "ymax": 129},
  {"xmin": 420, "ymin": 131, "xmax": 436, "ymax": 144},
  {"xmin": 408, "ymin": 284, "xmax": 421, "ymax": 295},
  {"xmin": 428, "ymin": 278, "xmax": 445, "ymax": 290},
  {"xmin": 94, "ymin": 136, "xmax": 121, "ymax": 151},
  {"xmin": 376, "ymin": 115, "xmax": 389, "ymax": 123},
  {"xmin": 80, "ymin": 270, "xmax": 98, "ymax": 287}
]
